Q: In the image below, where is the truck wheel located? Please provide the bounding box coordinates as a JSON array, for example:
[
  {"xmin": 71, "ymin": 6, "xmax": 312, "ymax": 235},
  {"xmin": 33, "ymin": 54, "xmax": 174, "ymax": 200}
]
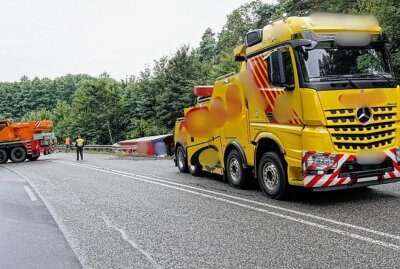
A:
[
  {"xmin": 28, "ymin": 155, "xmax": 39, "ymax": 161},
  {"xmin": 176, "ymin": 146, "xmax": 188, "ymax": 173},
  {"xmin": 226, "ymin": 150, "xmax": 250, "ymax": 189},
  {"xmin": 0, "ymin": 149, "xmax": 8, "ymax": 164},
  {"xmin": 257, "ymin": 152, "xmax": 289, "ymax": 200},
  {"xmin": 10, "ymin": 147, "xmax": 27, "ymax": 163},
  {"xmin": 189, "ymin": 162, "xmax": 203, "ymax": 177}
]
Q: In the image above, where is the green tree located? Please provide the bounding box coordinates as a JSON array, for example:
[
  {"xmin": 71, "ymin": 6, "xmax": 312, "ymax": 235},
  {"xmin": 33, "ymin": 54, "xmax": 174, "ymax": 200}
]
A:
[
  {"xmin": 0, "ymin": 74, "xmax": 93, "ymax": 120},
  {"xmin": 272, "ymin": 0, "xmax": 357, "ymax": 19},
  {"xmin": 124, "ymin": 67, "xmax": 159, "ymax": 121},
  {"xmin": 50, "ymin": 102, "xmax": 74, "ymax": 141},
  {"xmin": 71, "ymin": 78, "xmax": 128, "ymax": 144},
  {"xmin": 20, "ymin": 109, "xmax": 53, "ymax": 122},
  {"xmin": 217, "ymin": 1, "xmax": 275, "ymax": 52},
  {"xmin": 154, "ymin": 46, "xmax": 203, "ymax": 129},
  {"xmin": 129, "ymin": 118, "xmax": 169, "ymax": 138},
  {"xmin": 199, "ymin": 28, "xmax": 217, "ymax": 62},
  {"xmin": 352, "ymin": 0, "xmax": 400, "ymax": 77}
]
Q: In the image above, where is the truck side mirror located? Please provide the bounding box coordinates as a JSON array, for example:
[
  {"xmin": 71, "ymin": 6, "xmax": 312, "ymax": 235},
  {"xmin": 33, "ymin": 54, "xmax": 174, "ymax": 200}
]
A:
[{"xmin": 246, "ymin": 29, "xmax": 263, "ymax": 47}]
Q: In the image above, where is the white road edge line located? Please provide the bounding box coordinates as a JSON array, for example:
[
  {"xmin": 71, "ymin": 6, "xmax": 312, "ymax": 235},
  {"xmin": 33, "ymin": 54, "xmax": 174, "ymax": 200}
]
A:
[
  {"xmin": 101, "ymin": 213, "xmax": 163, "ymax": 269},
  {"xmin": 23, "ymin": 185, "xmax": 37, "ymax": 201},
  {"xmin": 52, "ymin": 160, "xmax": 400, "ymax": 251},
  {"xmin": 53, "ymin": 160, "xmax": 400, "ymax": 241}
]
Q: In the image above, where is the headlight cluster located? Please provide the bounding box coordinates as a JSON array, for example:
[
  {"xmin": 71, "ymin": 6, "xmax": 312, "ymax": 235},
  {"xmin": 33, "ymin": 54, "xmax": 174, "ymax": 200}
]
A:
[
  {"xmin": 306, "ymin": 153, "xmax": 337, "ymax": 171},
  {"xmin": 396, "ymin": 148, "xmax": 400, "ymax": 162}
]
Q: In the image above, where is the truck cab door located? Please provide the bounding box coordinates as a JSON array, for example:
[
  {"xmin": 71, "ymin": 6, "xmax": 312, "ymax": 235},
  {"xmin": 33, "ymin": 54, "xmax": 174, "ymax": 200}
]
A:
[
  {"xmin": 260, "ymin": 46, "xmax": 304, "ymax": 169},
  {"xmin": 264, "ymin": 46, "xmax": 303, "ymax": 125}
]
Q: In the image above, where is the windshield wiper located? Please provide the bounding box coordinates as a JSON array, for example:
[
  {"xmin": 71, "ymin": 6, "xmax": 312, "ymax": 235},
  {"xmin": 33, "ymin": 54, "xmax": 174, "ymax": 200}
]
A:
[
  {"xmin": 314, "ymin": 75, "xmax": 360, "ymax": 89},
  {"xmin": 353, "ymin": 74, "xmax": 395, "ymax": 87},
  {"xmin": 334, "ymin": 75, "xmax": 360, "ymax": 89}
]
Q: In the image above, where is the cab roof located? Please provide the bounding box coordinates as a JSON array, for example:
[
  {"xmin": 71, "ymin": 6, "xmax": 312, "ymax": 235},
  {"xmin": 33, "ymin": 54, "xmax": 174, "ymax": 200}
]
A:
[{"xmin": 243, "ymin": 13, "xmax": 382, "ymax": 56}]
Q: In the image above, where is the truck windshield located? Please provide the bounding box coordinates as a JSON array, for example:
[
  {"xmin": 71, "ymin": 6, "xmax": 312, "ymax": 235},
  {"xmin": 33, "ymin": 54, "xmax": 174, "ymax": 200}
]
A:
[{"xmin": 299, "ymin": 42, "xmax": 395, "ymax": 86}]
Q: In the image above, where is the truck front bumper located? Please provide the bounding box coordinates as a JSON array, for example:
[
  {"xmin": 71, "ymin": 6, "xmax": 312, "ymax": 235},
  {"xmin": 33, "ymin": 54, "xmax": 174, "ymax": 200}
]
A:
[
  {"xmin": 303, "ymin": 148, "xmax": 400, "ymax": 189},
  {"xmin": 312, "ymin": 177, "xmax": 400, "ymax": 192}
]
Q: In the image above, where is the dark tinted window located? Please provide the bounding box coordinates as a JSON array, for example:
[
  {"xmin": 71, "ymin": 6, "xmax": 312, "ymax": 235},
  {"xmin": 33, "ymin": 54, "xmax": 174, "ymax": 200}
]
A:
[
  {"xmin": 282, "ymin": 49, "xmax": 294, "ymax": 85},
  {"xmin": 267, "ymin": 51, "xmax": 281, "ymax": 87},
  {"xmin": 266, "ymin": 48, "xmax": 294, "ymax": 87}
]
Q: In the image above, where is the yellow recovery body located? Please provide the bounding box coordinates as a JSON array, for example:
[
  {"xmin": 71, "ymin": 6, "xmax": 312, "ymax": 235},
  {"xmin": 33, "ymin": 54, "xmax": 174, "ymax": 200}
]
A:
[{"xmin": 174, "ymin": 13, "xmax": 400, "ymax": 199}]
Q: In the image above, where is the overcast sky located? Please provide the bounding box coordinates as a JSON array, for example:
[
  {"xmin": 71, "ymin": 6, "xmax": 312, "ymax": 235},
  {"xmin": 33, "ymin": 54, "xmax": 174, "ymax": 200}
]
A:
[{"xmin": 0, "ymin": 0, "xmax": 274, "ymax": 82}]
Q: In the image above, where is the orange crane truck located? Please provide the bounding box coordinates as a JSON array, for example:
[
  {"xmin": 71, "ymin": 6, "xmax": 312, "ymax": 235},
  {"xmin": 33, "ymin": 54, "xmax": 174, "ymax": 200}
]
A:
[{"xmin": 0, "ymin": 119, "xmax": 56, "ymax": 164}]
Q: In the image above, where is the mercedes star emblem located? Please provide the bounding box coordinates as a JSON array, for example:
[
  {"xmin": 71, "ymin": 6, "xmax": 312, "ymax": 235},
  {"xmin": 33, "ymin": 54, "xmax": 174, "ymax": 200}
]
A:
[{"xmin": 356, "ymin": 107, "xmax": 372, "ymax": 124}]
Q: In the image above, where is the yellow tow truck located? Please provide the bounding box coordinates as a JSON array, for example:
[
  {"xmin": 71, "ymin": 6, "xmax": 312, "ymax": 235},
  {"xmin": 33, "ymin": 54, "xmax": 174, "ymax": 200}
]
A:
[{"xmin": 174, "ymin": 13, "xmax": 400, "ymax": 199}]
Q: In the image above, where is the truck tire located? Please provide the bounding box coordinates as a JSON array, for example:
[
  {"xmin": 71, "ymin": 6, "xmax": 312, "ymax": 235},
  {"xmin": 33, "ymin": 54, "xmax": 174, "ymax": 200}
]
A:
[
  {"xmin": 226, "ymin": 150, "xmax": 250, "ymax": 189},
  {"xmin": 189, "ymin": 162, "xmax": 203, "ymax": 177},
  {"xmin": 0, "ymin": 149, "xmax": 8, "ymax": 164},
  {"xmin": 257, "ymin": 152, "xmax": 289, "ymax": 200},
  {"xmin": 10, "ymin": 147, "xmax": 27, "ymax": 163},
  {"xmin": 176, "ymin": 146, "xmax": 189, "ymax": 173},
  {"xmin": 28, "ymin": 155, "xmax": 40, "ymax": 161}
]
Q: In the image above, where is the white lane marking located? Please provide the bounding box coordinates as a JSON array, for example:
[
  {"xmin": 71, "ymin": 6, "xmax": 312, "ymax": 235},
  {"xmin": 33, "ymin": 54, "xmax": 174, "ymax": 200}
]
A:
[
  {"xmin": 53, "ymin": 160, "xmax": 400, "ymax": 241},
  {"xmin": 23, "ymin": 185, "xmax": 37, "ymax": 201},
  {"xmin": 101, "ymin": 213, "xmax": 163, "ymax": 269},
  {"xmin": 52, "ymin": 160, "xmax": 400, "ymax": 251}
]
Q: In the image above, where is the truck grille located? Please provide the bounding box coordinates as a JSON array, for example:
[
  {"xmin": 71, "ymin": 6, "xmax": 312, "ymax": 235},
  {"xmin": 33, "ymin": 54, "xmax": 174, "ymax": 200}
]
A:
[{"xmin": 325, "ymin": 106, "xmax": 397, "ymax": 152}]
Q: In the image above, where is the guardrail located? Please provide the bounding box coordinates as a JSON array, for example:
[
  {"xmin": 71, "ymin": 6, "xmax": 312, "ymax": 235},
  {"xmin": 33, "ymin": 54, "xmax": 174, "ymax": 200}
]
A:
[
  {"xmin": 56, "ymin": 144, "xmax": 174, "ymax": 159},
  {"xmin": 56, "ymin": 145, "xmax": 137, "ymax": 153}
]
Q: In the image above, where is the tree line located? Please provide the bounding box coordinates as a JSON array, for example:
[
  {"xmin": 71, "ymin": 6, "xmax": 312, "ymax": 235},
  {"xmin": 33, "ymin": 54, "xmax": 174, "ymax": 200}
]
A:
[{"xmin": 0, "ymin": 0, "xmax": 398, "ymax": 144}]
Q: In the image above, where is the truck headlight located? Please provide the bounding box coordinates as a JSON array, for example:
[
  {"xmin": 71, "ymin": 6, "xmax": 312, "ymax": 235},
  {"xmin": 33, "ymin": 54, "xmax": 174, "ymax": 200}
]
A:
[
  {"xmin": 306, "ymin": 153, "xmax": 337, "ymax": 171},
  {"xmin": 396, "ymin": 148, "xmax": 400, "ymax": 162}
]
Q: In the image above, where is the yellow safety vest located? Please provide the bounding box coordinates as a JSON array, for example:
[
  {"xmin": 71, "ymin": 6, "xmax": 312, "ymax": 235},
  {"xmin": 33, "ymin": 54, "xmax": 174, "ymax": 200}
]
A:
[{"xmin": 76, "ymin": 138, "xmax": 84, "ymax": 147}]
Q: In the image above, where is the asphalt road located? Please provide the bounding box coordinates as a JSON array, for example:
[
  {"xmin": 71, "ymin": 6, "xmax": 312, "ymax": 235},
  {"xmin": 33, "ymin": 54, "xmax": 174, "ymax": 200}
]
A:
[
  {"xmin": 0, "ymin": 164, "xmax": 81, "ymax": 269},
  {"xmin": 3, "ymin": 152, "xmax": 400, "ymax": 268}
]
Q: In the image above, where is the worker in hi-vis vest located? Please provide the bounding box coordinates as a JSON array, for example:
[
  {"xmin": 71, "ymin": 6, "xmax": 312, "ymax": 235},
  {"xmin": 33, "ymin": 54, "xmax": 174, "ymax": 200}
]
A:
[
  {"xmin": 76, "ymin": 135, "xmax": 85, "ymax": 160},
  {"xmin": 65, "ymin": 136, "xmax": 71, "ymax": 152}
]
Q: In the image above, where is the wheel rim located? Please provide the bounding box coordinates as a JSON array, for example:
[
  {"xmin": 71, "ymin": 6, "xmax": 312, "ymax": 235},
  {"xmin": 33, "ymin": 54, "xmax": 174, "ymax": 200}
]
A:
[
  {"xmin": 177, "ymin": 150, "xmax": 184, "ymax": 169},
  {"xmin": 229, "ymin": 158, "xmax": 241, "ymax": 183},
  {"xmin": 263, "ymin": 162, "xmax": 279, "ymax": 191},
  {"xmin": 15, "ymin": 150, "xmax": 22, "ymax": 159}
]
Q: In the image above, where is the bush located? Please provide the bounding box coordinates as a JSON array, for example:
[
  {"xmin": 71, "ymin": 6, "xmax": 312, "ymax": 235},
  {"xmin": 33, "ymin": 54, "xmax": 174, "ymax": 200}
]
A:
[{"xmin": 128, "ymin": 118, "xmax": 169, "ymax": 139}]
